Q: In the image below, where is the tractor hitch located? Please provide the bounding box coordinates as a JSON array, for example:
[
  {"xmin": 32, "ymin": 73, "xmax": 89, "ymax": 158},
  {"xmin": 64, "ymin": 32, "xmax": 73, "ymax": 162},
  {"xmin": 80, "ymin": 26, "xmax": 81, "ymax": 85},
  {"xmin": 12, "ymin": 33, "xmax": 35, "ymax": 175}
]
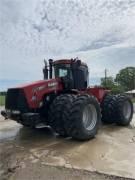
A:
[
  {"xmin": 1, "ymin": 110, "xmax": 8, "ymax": 119},
  {"xmin": 1, "ymin": 110, "xmax": 40, "ymax": 127},
  {"xmin": 1, "ymin": 110, "xmax": 21, "ymax": 120}
]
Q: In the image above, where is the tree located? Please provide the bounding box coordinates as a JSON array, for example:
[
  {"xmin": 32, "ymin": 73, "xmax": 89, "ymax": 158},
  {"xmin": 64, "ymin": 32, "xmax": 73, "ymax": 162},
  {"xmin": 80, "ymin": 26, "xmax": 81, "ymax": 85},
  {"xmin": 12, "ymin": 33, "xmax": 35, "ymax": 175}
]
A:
[
  {"xmin": 111, "ymin": 85, "xmax": 125, "ymax": 94},
  {"xmin": 115, "ymin": 67, "xmax": 135, "ymax": 91},
  {"xmin": 101, "ymin": 76, "xmax": 115, "ymax": 89},
  {"xmin": 101, "ymin": 76, "xmax": 125, "ymax": 94}
]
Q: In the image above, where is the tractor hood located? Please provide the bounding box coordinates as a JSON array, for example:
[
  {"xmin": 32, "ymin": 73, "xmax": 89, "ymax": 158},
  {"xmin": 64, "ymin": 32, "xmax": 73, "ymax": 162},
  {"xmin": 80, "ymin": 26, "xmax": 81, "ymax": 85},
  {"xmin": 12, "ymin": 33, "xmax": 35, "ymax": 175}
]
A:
[{"xmin": 5, "ymin": 78, "xmax": 63, "ymax": 110}]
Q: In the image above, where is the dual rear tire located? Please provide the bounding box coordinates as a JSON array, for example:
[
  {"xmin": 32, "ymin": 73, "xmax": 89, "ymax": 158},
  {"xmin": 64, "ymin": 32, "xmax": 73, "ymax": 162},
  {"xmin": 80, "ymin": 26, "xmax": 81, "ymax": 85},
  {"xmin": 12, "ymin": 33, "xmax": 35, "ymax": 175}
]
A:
[{"xmin": 101, "ymin": 94, "xmax": 133, "ymax": 126}]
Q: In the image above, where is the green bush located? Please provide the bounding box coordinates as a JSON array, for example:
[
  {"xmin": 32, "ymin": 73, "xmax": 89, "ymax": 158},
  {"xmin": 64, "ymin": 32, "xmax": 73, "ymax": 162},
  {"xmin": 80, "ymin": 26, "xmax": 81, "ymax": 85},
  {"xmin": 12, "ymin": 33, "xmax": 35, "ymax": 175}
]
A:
[{"xmin": 0, "ymin": 95, "xmax": 5, "ymax": 106}]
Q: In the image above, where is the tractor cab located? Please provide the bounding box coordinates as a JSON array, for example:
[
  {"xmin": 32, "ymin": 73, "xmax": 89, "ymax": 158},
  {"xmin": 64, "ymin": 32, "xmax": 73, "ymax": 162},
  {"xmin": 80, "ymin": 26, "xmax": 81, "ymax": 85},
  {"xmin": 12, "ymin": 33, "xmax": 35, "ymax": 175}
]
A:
[{"xmin": 43, "ymin": 58, "xmax": 89, "ymax": 90}]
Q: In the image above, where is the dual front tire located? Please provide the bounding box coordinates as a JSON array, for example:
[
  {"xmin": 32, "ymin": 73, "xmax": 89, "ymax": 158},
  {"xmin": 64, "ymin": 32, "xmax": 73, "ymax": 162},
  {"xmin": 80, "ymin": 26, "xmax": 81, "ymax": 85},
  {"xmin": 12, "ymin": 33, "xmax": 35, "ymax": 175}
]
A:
[
  {"xmin": 48, "ymin": 94, "xmax": 75, "ymax": 137},
  {"xmin": 65, "ymin": 95, "xmax": 101, "ymax": 140},
  {"xmin": 48, "ymin": 94, "xmax": 101, "ymax": 140}
]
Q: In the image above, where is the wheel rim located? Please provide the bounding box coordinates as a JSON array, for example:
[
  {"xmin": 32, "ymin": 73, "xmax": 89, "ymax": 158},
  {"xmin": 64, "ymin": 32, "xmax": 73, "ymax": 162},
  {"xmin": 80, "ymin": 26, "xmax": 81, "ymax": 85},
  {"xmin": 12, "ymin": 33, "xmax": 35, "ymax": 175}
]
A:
[
  {"xmin": 123, "ymin": 101, "xmax": 131, "ymax": 119},
  {"xmin": 82, "ymin": 104, "xmax": 97, "ymax": 130}
]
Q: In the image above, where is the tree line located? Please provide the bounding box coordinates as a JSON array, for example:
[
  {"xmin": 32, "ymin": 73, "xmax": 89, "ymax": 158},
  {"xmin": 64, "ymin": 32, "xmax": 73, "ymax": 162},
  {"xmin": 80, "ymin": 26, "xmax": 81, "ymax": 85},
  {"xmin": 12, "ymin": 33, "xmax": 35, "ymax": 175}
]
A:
[
  {"xmin": 101, "ymin": 67, "xmax": 135, "ymax": 94},
  {"xmin": 0, "ymin": 92, "xmax": 7, "ymax": 96}
]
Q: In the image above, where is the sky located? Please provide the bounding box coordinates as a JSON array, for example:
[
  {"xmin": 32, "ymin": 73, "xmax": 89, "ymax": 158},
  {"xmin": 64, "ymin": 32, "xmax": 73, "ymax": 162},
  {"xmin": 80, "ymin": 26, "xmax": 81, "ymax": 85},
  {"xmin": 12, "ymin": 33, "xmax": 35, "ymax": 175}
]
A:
[{"xmin": 0, "ymin": 0, "xmax": 135, "ymax": 90}]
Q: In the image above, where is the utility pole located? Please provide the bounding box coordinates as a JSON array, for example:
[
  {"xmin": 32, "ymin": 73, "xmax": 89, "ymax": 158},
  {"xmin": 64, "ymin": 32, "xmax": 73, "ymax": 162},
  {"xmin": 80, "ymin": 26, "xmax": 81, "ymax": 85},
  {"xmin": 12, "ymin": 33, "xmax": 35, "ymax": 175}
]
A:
[{"xmin": 105, "ymin": 69, "xmax": 107, "ymax": 88}]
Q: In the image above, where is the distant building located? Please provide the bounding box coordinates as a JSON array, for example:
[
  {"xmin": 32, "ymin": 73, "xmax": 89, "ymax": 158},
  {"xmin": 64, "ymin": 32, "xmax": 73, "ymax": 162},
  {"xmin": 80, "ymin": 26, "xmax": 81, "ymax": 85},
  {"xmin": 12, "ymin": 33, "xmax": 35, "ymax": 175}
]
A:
[{"xmin": 126, "ymin": 89, "xmax": 135, "ymax": 98}]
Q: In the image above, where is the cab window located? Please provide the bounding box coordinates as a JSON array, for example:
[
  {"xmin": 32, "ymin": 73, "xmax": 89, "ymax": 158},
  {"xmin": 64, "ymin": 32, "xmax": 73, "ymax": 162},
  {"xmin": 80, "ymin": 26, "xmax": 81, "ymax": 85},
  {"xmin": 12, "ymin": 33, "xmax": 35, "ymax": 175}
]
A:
[{"xmin": 59, "ymin": 69, "xmax": 68, "ymax": 77}]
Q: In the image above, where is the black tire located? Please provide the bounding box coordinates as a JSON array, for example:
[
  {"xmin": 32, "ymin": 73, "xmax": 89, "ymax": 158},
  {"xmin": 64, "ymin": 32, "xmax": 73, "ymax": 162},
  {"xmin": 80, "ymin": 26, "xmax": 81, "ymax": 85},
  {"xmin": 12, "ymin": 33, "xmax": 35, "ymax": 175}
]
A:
[
  {"xmin": 66, "ymin": 94, "xmax": 101, "ymax": 140},
  {"xmin": 48, "ymin": 94, "xmax": 75, "ymax": 136},
  {"xmin": 101, "ymin": 94, "xmax": 116, "ymax": 124},
  {"xmin": 113, "ymin": 94, "xmax": 133, "ymax": 126}
]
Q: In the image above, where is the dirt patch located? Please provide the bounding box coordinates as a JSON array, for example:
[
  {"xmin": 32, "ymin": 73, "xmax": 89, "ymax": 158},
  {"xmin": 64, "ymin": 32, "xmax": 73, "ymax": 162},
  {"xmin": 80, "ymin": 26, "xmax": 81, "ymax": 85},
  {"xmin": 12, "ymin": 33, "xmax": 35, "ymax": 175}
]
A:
[
  {"xmin": 10, "ymin": 163, "xmax": 133, "ymax": 180},
  {"xmin": 0, "ymin": 143, "xmax": 17, "ymax": 180},
  {"xmin": 0, "ymin": 113, "xmax": 135, "ymax": 179}
]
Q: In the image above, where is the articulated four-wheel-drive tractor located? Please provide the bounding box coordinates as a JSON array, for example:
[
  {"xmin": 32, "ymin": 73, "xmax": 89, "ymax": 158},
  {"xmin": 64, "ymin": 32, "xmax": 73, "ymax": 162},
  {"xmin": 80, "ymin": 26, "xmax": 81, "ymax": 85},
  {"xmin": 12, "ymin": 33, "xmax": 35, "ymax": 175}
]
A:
[{"xmin": 1, "ymin": 58, "xmax": 134, "ymax": 140}]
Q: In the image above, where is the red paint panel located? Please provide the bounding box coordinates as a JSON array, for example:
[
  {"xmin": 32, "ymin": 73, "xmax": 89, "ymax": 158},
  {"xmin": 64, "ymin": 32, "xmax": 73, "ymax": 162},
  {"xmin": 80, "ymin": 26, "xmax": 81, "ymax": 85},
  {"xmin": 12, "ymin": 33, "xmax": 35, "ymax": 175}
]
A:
[
  {"xmin": 85, "ymin": 87, "xmax": 109, "ymax": 103},
  {"xmin": 14, "ymin": 78, "xmax": 63, "ymax": 109}
]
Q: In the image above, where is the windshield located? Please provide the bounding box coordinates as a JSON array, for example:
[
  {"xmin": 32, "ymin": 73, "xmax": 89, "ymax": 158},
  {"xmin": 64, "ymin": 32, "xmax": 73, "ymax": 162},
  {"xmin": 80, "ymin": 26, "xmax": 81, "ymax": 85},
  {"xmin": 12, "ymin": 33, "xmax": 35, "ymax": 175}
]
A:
[{"xmin": 54, "ymin": 64, "xmax": 72, "ymax": 79}]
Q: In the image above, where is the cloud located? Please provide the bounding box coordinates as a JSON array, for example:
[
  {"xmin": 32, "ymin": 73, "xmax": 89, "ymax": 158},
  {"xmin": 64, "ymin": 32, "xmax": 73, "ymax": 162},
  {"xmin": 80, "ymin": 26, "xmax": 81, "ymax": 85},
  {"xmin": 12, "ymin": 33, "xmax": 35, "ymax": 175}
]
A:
[{"xmin": 0, "ymin": 0, "xmax": 135, "ymax": 87}]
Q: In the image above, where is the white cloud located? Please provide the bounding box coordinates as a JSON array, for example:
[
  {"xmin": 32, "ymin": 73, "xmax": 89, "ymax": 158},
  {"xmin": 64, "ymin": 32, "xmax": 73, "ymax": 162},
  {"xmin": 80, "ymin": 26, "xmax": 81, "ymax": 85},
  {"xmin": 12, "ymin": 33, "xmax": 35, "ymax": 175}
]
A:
[{"xmin": 0, "ymin": 0, "xmax": 135, "ymax": 86}]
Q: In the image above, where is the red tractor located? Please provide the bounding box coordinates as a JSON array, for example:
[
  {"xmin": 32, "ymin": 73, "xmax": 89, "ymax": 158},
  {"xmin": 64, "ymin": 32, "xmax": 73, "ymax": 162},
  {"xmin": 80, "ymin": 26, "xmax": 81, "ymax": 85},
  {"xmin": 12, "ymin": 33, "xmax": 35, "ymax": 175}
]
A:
[{"xmin": 1, "ymin": 58, "xmax": 134, "ymax": 140}]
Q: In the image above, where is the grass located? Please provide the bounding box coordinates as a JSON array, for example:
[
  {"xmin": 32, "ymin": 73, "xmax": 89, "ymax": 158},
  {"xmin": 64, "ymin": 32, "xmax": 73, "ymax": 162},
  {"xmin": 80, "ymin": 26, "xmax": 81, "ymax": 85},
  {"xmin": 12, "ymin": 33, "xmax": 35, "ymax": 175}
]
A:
[
  {"xmin": 0, "ymin": 95, "xmax": 5, "ymax": 106},
  {"xmin": 0, "ymin": 94, "xmax": 134, "ymax": 106}
]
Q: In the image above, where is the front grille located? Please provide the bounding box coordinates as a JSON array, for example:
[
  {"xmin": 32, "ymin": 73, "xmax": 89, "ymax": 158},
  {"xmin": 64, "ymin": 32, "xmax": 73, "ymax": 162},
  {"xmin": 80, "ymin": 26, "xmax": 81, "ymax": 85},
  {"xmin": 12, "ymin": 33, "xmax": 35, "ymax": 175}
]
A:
[{"xmin": 5, "ymin": 88, "xmax": 28, "ymax": 112}]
